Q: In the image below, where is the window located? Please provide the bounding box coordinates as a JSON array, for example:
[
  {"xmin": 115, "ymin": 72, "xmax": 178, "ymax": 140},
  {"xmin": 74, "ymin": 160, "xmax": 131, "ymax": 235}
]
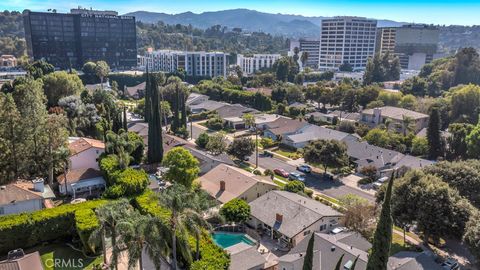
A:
[
  {"xmin": 320, "ymin": 224, "xmax": 327, "ymax": 231},
  {"xmin": 303, "ymin": 230, "xmax": 311, "ymax": 236}
]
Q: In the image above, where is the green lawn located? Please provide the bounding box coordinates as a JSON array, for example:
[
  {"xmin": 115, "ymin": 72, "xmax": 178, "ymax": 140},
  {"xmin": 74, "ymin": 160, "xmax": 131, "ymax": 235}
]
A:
[
  {"xmin": 272, "ymin": 147, "xmax": 302, "ymax": 160},
  {"xmin": 31, "ymin": 244, "xmax": 103, "ymax": 270},
  {"xmin": 391, "ymin": 232, "xmax": 421, "ymax": 255},
  {"xmin": 316, "ymin": 193, "xmax": 341, "ymax": 205}
]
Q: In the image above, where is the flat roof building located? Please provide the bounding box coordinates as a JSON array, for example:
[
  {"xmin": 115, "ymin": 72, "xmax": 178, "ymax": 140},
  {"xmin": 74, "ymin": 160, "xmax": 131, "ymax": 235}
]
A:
[
  {"xmin": 319, "ymin": 17, "xmax": 377, "ymax": 71},
  {"xmin": 236, "ymin": 54, "xmax": 280, "ymax": 75},
  {"xmin": 23, "ymin": 9, "xmax": 137, "ymax": 69}
]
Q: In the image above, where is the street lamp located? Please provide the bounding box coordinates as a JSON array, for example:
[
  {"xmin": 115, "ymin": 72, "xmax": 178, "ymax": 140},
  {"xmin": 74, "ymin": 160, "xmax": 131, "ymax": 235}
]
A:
[{"xmin": 255, "ymin": 123, "xmax": 259, "ymax": 168}]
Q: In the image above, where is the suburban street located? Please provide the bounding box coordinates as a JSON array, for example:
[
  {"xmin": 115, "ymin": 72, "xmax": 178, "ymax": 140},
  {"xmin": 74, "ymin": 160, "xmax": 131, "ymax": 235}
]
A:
[{"xmin": 188, "ymin": 123, "xmax": 375, "ymax": 202}]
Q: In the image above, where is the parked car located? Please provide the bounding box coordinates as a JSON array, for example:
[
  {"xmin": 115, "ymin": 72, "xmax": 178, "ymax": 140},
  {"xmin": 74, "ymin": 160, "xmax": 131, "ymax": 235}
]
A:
[
  {"xmin": 263, "ymin": 150, "xmax": 274, "ymax": 157},
  {"xmin": 297, "ymin": 164, "xmax": 312, "ymax": 173},
  {"xmin": 288, "ymin": 172, "xmax": 306, "ymax": 182},
  {"xmin": 372, "ymin": 176, "xmax": 389, "ymax": 189},
  {"xmin": 274, "ymin": 168, "xmax": 289, "ymax": 178},
  {"xmin": 441, "ymin": 258, "xmax": 460, "ymax": 270}
]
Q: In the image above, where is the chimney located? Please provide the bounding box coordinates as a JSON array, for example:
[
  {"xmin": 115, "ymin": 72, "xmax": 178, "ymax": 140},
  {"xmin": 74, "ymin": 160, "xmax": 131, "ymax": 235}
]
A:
[
  {"xmin": 276, "ymin": 213, "xmax": 283, "ymax": 223},
  {"xmin": 373, "ymin": 108, "xmax": 381, "ymax": 124},
  {"xmin": 32, "ymin": 178, "xmax": 44, "ymax": 193},
  {"xmin": 220, "ymin": 180, "xmax": 226, "ymax": 191}
]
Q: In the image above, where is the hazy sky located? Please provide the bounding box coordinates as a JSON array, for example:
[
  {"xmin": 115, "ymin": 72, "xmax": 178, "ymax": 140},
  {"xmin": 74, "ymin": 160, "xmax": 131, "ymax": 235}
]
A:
[{"xmin": 2, "ymin": 0, "xmax": 479, "ymax": 25}]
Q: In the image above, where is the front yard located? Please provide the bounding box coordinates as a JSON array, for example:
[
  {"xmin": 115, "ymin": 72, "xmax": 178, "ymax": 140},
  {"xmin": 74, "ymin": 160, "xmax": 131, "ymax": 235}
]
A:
[{"xmin": 30, "ymin": 244, "xmax": 103, "ymax": 270}]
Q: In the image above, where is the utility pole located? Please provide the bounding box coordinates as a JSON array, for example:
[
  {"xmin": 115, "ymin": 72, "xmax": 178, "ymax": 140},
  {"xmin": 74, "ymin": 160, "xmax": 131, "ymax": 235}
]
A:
[
  {"xmin": 190, "ymin": 116, "xmax": 193, "ymax": 140},
  {"xmin": 255, "ymin": 124, "xmax": 258, "ymax": 168}
]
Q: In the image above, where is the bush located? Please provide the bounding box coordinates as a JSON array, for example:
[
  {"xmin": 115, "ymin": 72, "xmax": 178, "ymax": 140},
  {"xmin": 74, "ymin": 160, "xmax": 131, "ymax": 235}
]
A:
[
  {"xmin": 99, "ymin": 154, "xmax": 120, "ymax": 185},
  {"xmin": 206, "ymin": 116, "xmax": 224, "ymax": 130},
  {"xmin": 284, "ymin": 180, "xmax": 305, "ymax": 193},
  {"xmin": 75, "ymin": 209, "xmax": 99, "ymax": 254},
  {"xmin": 253, "ymin": 170, "xmax": 262, "ymax": 175},
  {"xmin": 358, "ymin": 178, "xmax": 374, "ymax": 185},
  {"xmin": 104, "ymin": 168, "xmax": 149, "ymax": 199},
  {"xmin": 220, "ymin": 198, "xmax": 251, "ymax": 223},
  {"xmin": 133, "ymin": 191, "xmax": 229, "ymax": 269},
  {"xmin": 260, "ymin": 137, "xmax": 276, "ymax": 148},
  {"xmin": 304, "ymin": 189, "xmax": 314, "ymax": 198},
  {"xmin": 0, "ymin": 200, "xmax": 107, "ymax": 254},
  {"xmin": 195, "ymin": 132, "xmax": 210, "ymax": 149}
]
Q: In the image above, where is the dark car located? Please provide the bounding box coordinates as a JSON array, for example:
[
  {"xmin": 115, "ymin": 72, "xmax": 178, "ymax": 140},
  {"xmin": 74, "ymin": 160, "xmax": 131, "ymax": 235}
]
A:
[
  {"xmin": 263, "ymin": 150, "xmax": 274, "ymax": 157},
  {"xmin": 274, "ymin": 168, "xmax": 289, "ymax": 178}
]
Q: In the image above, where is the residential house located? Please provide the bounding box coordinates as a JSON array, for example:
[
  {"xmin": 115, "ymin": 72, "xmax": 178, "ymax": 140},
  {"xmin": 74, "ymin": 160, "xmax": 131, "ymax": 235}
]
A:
[
  {"xmin": 226, "ymin": 242, "xmax": 269, "ymax": 270},
  {"xmin": 224, "ymin": 114, "xmax": 287, "ymax": 130},
  {"xmin": 68, "ymin": 137, "xmax": 105, "ymax": 170},
  {"xmin": 283, "ymin": 124, "xmax": 359, "ymax": 149},
  {"xmin": 215, "ymin": 104, "xmax": 259, "ymax": 120},
  {"xmin": 0, "ymin": 179, "xmax": 55, "ymax": 216},
  {"xmin": 198, "ymin": 164, "xmax": 278, "ymax": 204},
  {"xmin": 360, "ymin": 106, "xmax": 429, "ymax": 133},
  {"xmin": 263, "ymin": 118, "xmax": 309, "ymax": 141},
  {"xmin": 278, "ymin": 231, "xmax": 371, "ymax": 270},
  {"xmin": 189, "ymin": 100, "xmax": 227, "ymax": 114},
  {"xmin": 124, "ymin": 82, "xmax": 146, "ymax": 99},
  {"xmin": 58, "ymin": 168, "xmax": 106, "ymax": 198},
  {"xmin": 248, "ymin": 191, "xmax": 343, "ymax": 247},
  {"xmin": 388, "ymin": 251, "xmax": 443, "ymax": 270},
  {"xmin": 186, "ymin": 93, "xmax": 210, "ymax": 107},
  {"xmin": 0, "ymin": 251, "xmax": 44, "ymax": 270}
]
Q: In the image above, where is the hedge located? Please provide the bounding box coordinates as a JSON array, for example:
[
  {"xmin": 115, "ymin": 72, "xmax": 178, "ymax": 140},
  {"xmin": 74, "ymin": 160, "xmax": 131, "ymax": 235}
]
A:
[
  {"xmin": 133, "ymin": 191, "xmax": 230, "ymax": 270},
  {"xmin": 0, "ymin": 200, "xmax": 107, "ymax": 254},
  {"xmin": 103, "ymin": 168, "xmax": 149, "ymax": 199},
  {"xmin": 75, "ymin": 208, "xmax": 100, "ymax": 254}
]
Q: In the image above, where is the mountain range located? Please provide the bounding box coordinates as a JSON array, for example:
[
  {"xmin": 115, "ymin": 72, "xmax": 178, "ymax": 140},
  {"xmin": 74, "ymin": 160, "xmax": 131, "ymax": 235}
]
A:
[{"xmin": 125, "ymin": 9, "xmax": 406, "ymax": 38}]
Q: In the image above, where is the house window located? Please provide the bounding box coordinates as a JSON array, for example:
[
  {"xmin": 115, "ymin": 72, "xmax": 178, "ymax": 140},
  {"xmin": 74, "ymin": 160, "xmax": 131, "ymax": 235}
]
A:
[
  {"xmin": 303, "ymin": 230, "xmax": 311, "ymax": 236},
  {"xmin": 320, "ymin": 224, "xmax": 327, "ymax": 231}
]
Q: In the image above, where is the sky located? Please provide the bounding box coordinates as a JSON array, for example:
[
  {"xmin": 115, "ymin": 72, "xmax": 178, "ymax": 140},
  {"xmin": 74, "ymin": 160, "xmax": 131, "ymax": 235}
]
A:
[{"xmin": 1, "ymin": 0, "xmax": 479, "ymax": 25}]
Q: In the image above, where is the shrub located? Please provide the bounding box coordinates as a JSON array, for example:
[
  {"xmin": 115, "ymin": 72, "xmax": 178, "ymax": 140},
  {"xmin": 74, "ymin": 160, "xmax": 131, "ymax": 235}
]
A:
[
  {"xmin": 304, "ymin": 189, "xmax": 314, "ymax": 198},
  {"xmin": 220, "ymin": 198, "xmax": 251, "ymax": 223},
  {"xmin": 284, "ymin": 180, "xmax": 305, "ymax": 193},
  {"xmin": 0, "ymin": 200, "xmax": 107, "ymax": 254},
  {"xmin": 99, "ymin": 154, "xmax": 120, "ymax": 185},
  {"xmin": 195, "ymin": 132, "xmax": 210, "ymax": 149},
  {"xmin": 206, "ymin": 116, "xmax": 224, "ymax": 130},
  {"xmin": 104, "ymin": 168, "xmax": 149, "ymax": 199},
  {"xmin": 133, "ymin": 191, "xmax": 229, "ymax": 269},
  {"xmin": 75, "ymin": 209, "xmax": 99, "ymax": 254},
  {"xmin": 358, "ymin": 178, "xmax": 374, "ymax": 185},
  {"xmin": 253, "ymin": 170, "xmax": 262, "ymax": 175},
  {"xmin": 260, "ymin": 137, "xmax": 276, "ymax": 148}
]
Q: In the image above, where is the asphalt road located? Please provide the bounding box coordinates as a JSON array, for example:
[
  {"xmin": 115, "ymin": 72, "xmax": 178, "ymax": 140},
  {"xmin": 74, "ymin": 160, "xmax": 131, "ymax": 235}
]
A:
[
  {"xmin": 188, "ymin": 122, "xmax": 375, "ymax": 202},
  {"xmin": 249, "ymin": 151, "xmax": 375, "ymax": 202}
]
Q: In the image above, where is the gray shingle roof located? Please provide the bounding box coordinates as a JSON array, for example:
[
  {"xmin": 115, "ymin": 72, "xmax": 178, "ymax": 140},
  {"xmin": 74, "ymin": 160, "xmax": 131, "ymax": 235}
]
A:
[
  {"xmin": 215, "ymin": 104, "xmax": 258, "ymax": 119},
  {"xmin": 249, "ymin": 191, "xmax": 343, "ymax": 238},
  {"xmin": 362, "ymin": 106, "xmax": 428, "ymax": 120},
  {"xmin": 226, "ymin": 243, "xmax": 266, "ymax": 270},
  {"xmin": 265, "ymin": 118, "xmax": 308, "ymax": 136},
  {"xmin": 285, "ymin": 125, "xmax": 354, "ymax": 144},
  {"xmin": 388, "ymin": 251, "xmax": 443, "ymax": 270}
]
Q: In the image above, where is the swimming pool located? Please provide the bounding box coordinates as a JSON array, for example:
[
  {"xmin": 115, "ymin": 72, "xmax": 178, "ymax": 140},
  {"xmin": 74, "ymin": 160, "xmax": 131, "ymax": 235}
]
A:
[{"xmin": 211, "ymin": 232, "xmax": 256, "ymax": 249}]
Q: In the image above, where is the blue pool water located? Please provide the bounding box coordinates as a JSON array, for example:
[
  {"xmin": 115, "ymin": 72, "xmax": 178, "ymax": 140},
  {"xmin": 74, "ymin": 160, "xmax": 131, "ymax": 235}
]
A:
[{"xmin": 212, "ymin": 232, "xmax": 255, "ymax": 249}]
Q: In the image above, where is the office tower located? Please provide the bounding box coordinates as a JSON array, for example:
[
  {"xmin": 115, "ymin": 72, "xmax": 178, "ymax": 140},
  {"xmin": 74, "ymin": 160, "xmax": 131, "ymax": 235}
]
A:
[
  {"xmin": 23, "ymin": 8, "xmax": 137, "ymax": 69},
  {"xmin": 139, "ymin": 50, "xmax": 228, "ymax": 78},
  {"xmin": 289, "ymin": 38, "xmax": 320, "ymax": 69},
  {"xmin": 236, "ymin": 54, "xmax": 281, "ymax": 75},
  {"xmin": 376, "ymin": 24, "xmax": 439, "ymax": 70},
  {"xmin": 319, "ymin": 17, "xmax": 377, "ymax": 71}
]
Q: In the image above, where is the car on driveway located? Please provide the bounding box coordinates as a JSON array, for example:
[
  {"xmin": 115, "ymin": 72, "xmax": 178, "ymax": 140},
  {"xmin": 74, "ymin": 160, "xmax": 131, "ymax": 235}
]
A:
[
  {"xmin": 297, "ymin": 164, "xmax": 312, "ymax": 173},
  {"xmin": 274, "ymin": 168, "xmax": 289, "ymax": 178},
  {"xmin": 288, "ymin": 172, "xmax": 306, "ymax": 182},
  {"xmin": 441, "ymin": 258, "xmax": 460, "ymax": 270},
  {"xmin": 372, "ymin": 176, "xmax": 389, "ymax": 189}
]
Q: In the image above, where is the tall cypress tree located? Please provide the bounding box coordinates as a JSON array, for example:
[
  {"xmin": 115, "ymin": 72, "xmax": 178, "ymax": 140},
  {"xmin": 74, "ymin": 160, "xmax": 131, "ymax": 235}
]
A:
[
  {"xmin": 181, "ymin": 89, "xmax": 187, "ymax": 129},
  {"xmin": 147, "ymin": 73, "xmax": 164, "ymax": 164},
  {"xmin": 144, "ymin": 68, "xmax": 151, "ymax": 123},
  {"xmin": 302, "ymin": 233, "xmax": 315, "ymax": 270},
  {"xmin": 427, "ymin": 108, "xmax": 443, "ymax": 160},
  {"xmin": 122, "ymin": 105, "xmax": 128, "ymax": 131},
  {"xmin": 366, "ymin": 173, "xmax": 394, "ymax": 270}
]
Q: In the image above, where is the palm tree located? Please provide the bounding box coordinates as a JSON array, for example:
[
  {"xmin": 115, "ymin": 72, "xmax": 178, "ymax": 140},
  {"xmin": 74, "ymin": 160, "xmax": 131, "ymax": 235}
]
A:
[
  {"xmin": 118, "ymin": 211, "xmax": 171, "ymax": 270},
  {"xmin": 90, "ymin": 199, "xmax": 133, "ymax": 270},
  {"xmin": 158, "ymin": 184, "xmax": 214, "ymax": 269},
  {"xmin": 401, "ymin": 116, "xmax": 415, "ymax": 136}
]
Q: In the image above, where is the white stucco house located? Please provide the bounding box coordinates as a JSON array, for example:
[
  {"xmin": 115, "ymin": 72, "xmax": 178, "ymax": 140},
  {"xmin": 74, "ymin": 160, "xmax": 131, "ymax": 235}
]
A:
[
  {"xmin": 0, "ymin": 179, "xmax": 55, "ymax": 216},
  {"xmin": 68, "ymin": 137, "xmax": 105, "ymax": 170}
]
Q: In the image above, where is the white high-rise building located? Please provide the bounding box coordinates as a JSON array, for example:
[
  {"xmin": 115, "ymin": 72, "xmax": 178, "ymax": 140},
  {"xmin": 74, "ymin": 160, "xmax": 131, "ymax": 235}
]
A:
[
  {"xmin": 289, "ymin": 38, "xmax": 321, "ymax": 69},
  {"xmin": 138, "ymin": 50, "xmax": 228, "ymax": 78},
  {"xmin": 319, "ymin": 17, "xmax": 377, "ymax": 71},
  {"xmin": 236, "ymin": 54, "xmax": 281, "ymax": 75}
]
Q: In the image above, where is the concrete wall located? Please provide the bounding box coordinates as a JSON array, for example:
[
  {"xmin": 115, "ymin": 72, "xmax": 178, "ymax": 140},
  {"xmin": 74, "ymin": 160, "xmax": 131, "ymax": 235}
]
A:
[
  {"xmin": 69, "ymin": 147, "xmax": 104, "ymax": 170},
  {"xmin": 0, "ymin": 199, "xmax": 43, "ymax": 216}
]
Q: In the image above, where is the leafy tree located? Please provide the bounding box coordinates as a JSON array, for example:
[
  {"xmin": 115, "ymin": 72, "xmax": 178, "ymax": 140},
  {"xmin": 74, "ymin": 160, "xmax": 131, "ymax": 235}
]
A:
[
  {"xmin": 284, "ymin": 180, "xmax": 305, "ymax": 194},
  {"xmin": 195, "ymin": 132, "xmax": 210, "ymax": 149},
  {"xmin": 427, "ymin": 108, "xmax": 443, "ymax": 160},
  {"xmin": 411, "ymin": 137, "xmax": 428, "ymax": 157},
  {"xmin": 104, "ymin": 168, "xmax": 150, "ymax": 198},
  {"xmin": 95, "ymin": 61, "xmax": 110, "ymax": 86},
  {"xmin": 302, "ymin": 233, "xmax": 314, "ymax": 270},
  {"xmin": 227, "ymin": 137, "xmax": 255, "ymax": 160},
  {"xmin": 363, "ymin": 52, "xmax": 400, "ymax": 85},
  {"xmin": 466, "ymin": 121, "xmax": 480, "ymax": 159},
  {"xmin": 82, "ymin": 61, "xmax": 98, "ymax": 84},
  {"xmin": 58, "ymin": 95, "xmax": 100, "ymax": 137},
  {"xmin": 162, "ymin": 147, "xmax": 200, "ymax": 188},
  {"xmin": 366, "ymin": 174, "xmax": 393, "ymax": 270},
  {"xmin": 0, "ymin": 93, "xmax": 23, "ymax": 181},
  {"xmin": 220, "ymin": 198, "xmax": 251, "ymax": 223},
  {"xmin": 447, "ymin": 123, "xmax": 474, "ymax": 160},
  {"xmin": 463, "ymin": 210, "xmax": 480, "ymax": 261},
  {"xmin": 304, "ymin": 139, "xmax": 349, "ymax": 174},
  {"xmin": 206, "ymin": 132, "xmax": 228, "ymax": 156},
  {"xmin": 448, "ymin": 84, "xmax": 480, "ymax": 124},
  {"xmin": 339, "ymin": 61, "xmax": 353, "ymax": 72},
  {"xmin": 340, "ymin": 194, "xmax": 376, "ymax": 240},
  {"xmin": 400, "ymin": 76, "xmax": 428, "ymax": 96},
  {"xmin": 43, "ymin": 71, "xmax": 84, "ymax": 107},
  {"xmin": 26, "ymin": 60, "xmax": 54, "ymax": 79},
  {"xmin": 206, "ymin": 115, "xmax": 224, "ymax": 130}
]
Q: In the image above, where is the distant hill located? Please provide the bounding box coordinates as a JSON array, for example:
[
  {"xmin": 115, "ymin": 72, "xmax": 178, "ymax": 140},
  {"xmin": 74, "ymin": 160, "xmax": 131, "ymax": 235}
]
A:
[{"xmin": 125, "ymin": 9, "xmax": 405, "ymax": 38}]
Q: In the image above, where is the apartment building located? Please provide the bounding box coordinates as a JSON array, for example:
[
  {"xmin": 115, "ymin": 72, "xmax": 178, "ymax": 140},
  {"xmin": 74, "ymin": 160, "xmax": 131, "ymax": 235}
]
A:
[
  {"xmin": 319, "ymin": 17, "xmax": 377, "ymax": 71},
  {"xmin": 139, "ymin": 50, "xmax": 228, "ymax": 78},
  {"xmin": 289, "ymin": 38, "xmax": 321, "ymax": 69},
  {"xmin": 236, "ymin": 54, "xmax": 280, "ymax": 75},
  {"xmin": 23, "ymin": 9, "xmax": 137, "ymax": 69},
  {"xmin": 376, "ymin": 24, "xmax": 439, "ymax": 70}
]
